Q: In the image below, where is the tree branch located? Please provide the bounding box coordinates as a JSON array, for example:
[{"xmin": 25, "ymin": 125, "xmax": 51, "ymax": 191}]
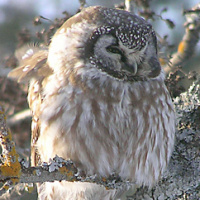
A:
[
  {"xmin": 0, "ymin": 105, "xmax": 21, "ymax": 195},
  {"xmin": 165, "ymin": 3, "xmax": 200, "ymax": 73},
  {"xmin": 7, "ymin": 109, "xmax": 31, "ymax": 127},
  {"xmin": 0, "ymin": 155, "xmax": 132, "ymax": 191}
]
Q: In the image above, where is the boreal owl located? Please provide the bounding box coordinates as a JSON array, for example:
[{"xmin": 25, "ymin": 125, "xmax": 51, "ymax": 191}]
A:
[{"xmin": 8, "ymin": 6, "xmax": 175, "ymax": 200}]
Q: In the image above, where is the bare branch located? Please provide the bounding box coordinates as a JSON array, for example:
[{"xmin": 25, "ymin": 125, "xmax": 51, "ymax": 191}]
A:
[
  {"xmin": 79, "ymin": 0, "xmax": 86, "ymax": 9},
  {"xmin": 0, "ymin": 155, "xmax": 131, "ymax": 189},
  {"xmin": 7, "ymin": 109, "xmax": 31, "ymax": 127},
  {"xmin": 125, "ymin": 0, "xmax": 135, "ymax": 12},
  {"xmin": 165, "ymin": 3, "xmax": 200, "ymax": 73},
  {"xmin": 0, "ymin": 155, "xmax": 132, "ymax": 198}
]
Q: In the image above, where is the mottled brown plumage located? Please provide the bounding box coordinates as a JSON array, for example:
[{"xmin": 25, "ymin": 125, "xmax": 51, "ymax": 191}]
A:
[{"xmin": 8, "ymin": 6, "xmax": 175, "ymax": 200}]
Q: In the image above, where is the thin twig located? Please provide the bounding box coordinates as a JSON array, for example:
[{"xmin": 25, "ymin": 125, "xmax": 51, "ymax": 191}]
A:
[
  {"xmin": 7, "ymin": 109, "xmax": 31, "ymax": 127},
  {"xmin": 125, "ymin": 0, "xmax": 135, "ymax": 12}
]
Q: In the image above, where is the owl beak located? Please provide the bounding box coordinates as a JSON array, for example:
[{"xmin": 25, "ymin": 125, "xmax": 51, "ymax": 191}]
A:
[
  {"xmin": 122, "ymin": 62, "xmax": 137, "ymax": 75},
  {"xmin": 131, "ymin": 62, "xmax": 138, "ymax": 75}
]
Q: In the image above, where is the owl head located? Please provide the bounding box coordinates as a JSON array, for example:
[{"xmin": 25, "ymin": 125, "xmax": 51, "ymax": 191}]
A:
[{"xmin": 47, "ymin": 6, "xmax": 161, "ymax": 82}]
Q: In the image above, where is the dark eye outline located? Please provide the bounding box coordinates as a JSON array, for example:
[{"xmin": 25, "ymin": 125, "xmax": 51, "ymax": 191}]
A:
[
  {"xmin": 106, "ymin": 46, "xmax": 122, "ymax": 54},
  {"xmin": 106, "ymin": 45, "xmax": 127, "ymax": 62}
]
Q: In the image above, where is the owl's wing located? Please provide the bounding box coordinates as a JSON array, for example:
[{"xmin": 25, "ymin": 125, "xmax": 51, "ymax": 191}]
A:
[
  {"xmin": 8, "ymin": 45, "xmax": 50, "ymax": 83},
  {"xmin": 8, "ymin": 45, "xmax": 52, "ymax": 166}
]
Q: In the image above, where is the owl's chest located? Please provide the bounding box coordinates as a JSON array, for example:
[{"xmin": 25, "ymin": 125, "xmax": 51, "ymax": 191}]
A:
[
  {"xmin": 41, "ymin": 80, "xmax": 162, "ymax": 146},
  {"xmin": 38, "ymin": 78, "xmax": 173, "ymax": 177}
]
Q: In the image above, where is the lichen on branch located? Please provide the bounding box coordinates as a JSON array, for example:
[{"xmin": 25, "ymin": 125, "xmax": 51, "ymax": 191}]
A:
[{"xmin": 0, "ymin": 105, "xmax": 21, "ymax": 195}]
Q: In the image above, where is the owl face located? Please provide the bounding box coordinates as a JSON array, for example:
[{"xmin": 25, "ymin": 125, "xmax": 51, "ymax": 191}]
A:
[{"xmin": 48, "ymin": 6, "xmax": 161, "ymax": 83}]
